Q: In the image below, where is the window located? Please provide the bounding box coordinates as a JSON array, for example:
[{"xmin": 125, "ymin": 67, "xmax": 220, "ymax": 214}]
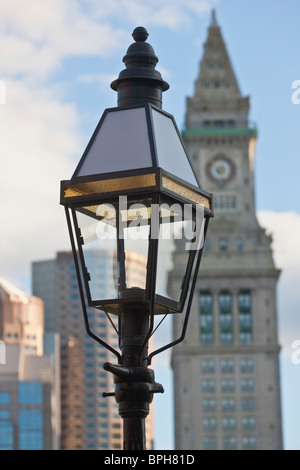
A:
[
  {"xmin": 238, "ymin": 291, "xmax": 252, "ymax": 344},
  {"xmin": 221, "ymin": 359, "xmax": 235, "ymax": 374},
  {"xmin": 221, "ymin": 379, "xmax": 235, "ymax": 393},
  {"xmin": 222, "ymin": 417, "xmax": 236, "ymax": 431},
  {"xmin": 240, "ymin": 358, "xmax": 254, "ymax": 374},
  {"xmin": 222, "ymin": 398, "xmax": 235, "ymax": 412},
  {"xmin": 199, "ymin": 291, "xmax": 213, "ymax": 345},
  {"xmin": 85, "ymin": 423, "xmax": 95, "ymax": 429},
  {"xmin": 223, "ymin": 436, "xmax": 237, "ymax": 450},
  {"xmin": 19, "ymin": 409, "xmax": 43, "ymax": 450},
  {"xmin": 202, "ymin": 380, "xmax": 216, "ymax": 394},
  {"xmin": 214, "ymin": 194, "xmax": 236, "ymax": 210},
  {"xmin": 87, "ymin": 443, "xmax": 97, "ymax": 449},
  {"xmin": 236, "ymin": 238, "xmax": 244, "ymax": 251},
  {"xmin": 202, "ymin": 399, "xmax": 216, "ymax": 412},
  {"xmin": 219, "ymin": 239, "xmax": 227, "ymax": 252},
  {"xmin": 201, "ymin": 359, "xmax": 215, "ymax": 374},
  {"xmin": 203, "ymin": 436, "xmax": 217, "ymax": 450},
  {"xmin": 219, "ymin": 292, "xmax": 233, "ymax": 345},
  {"xmin": 203, "ymin": 418, "xmax": 217, "ymax": 432},
  {"xmin": 242, "ymin": 417, "xmax": 256, "ymax": 431},
  {"xmin": 242, "ymin": 436, "xmax": 256, "ymax": 450},
  {"xmin": 241, "ymin": 398, "xmax": 255, "ymax": 411},
  {"xmin": 0, "ymin": 393, "xmax": 10, "ymax": 404},
  {"xmin": 241, "ymin": 379, "xmax": 254, "ymax": 393},
  {"xmin": 19, "ymin": 382, "xmax": 42, "ymax": 405},
  {"xmin": 0, "ymin": 420, "xmax": 13, "ymax": 450}
]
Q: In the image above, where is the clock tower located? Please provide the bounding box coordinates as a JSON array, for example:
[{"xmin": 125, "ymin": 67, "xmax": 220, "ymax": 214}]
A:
[{"xmin": 170, "ymin": 11, "xmax": 283, "ymax": 450}]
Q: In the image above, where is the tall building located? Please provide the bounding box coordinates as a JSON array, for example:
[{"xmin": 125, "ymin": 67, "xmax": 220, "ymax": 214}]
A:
[
  {"xmin": 0, "ymin": 278, "xmax": 44, "ymax": 355},
  {"xmin": 32, "ymin": 250, "xmax": 154, "ymax": 450},
  {"xmin": 171, "ymin": 11, "xmax": 282, "ymax": 450},
  {"xmin": 0, "ymin": 344, "xmax": 59, "ymax": 450},
  {"xmin": 0, "ymin": 279, "xmax": 60, "ymax": 449}
]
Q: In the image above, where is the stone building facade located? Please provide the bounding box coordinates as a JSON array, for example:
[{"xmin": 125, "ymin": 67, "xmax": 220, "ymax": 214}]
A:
[{"xmin": 171, "ymin": 11, "xmax": 283, "ymax": 450}]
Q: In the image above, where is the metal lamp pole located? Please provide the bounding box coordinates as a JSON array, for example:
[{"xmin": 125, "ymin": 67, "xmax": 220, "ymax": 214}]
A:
[
  {"xmin": 103, "ymin": 26, "xmax": 166, "ymax": 451},
  {"xmin": 61, "ymin": 26, "xmax": 213, "ymax": 451},
  {"xmin": 104, "ymin": 304, "xmax": 162, "ymax": 450}
]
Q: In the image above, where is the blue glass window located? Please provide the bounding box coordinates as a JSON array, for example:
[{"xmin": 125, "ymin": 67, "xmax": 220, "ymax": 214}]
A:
[
  {"xmin": 0, "ymin": 393, "xmax": 10, "ymax": 404},
  {"xmin": 87, "ymin": 443, "xmax": 97, "ymax": 449},
  {"xmin": 19, "ymin": 382, "xmax": 42, "ymax": 404},
  {"xmin": 19, "ymin": 409, "xmax": 43, "ymax": 450},
  {"xmin": 0, "ymin": 421, "xmax": 14, "ymax": 450}
]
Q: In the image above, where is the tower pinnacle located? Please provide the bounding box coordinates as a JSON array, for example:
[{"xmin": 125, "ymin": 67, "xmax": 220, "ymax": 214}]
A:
[{"xmin": 210, "ymin": 9, "xmax": 218, "ymax": 28}]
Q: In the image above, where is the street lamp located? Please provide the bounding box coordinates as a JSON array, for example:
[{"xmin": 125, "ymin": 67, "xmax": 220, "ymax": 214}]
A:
[{"xmin": 60, "ymin": 27, "xmax": 213, "ymax": 450}]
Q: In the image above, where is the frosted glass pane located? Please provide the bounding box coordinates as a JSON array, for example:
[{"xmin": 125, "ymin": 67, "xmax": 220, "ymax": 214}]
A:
[
  {"xmin": 152, "ymin": 109, "xmax": 198, "ymax": 186},
  {"xmin": 77, "ymin": 107, "xmax": 152, "ymax": 177}
]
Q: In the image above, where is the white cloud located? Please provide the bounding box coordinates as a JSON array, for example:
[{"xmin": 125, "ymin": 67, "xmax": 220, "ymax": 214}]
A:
[
  {"xmin": 0, "ymin": 0, "xmax": 219, "ymax": 293},
  {"xmin": 257, "ymin": 211, "xmax": 300, "ymax": 354},
  {"xmin": 0, "ymin": 79, "xmax": 80, "ymax": 284},
  {"xmin": 0, "ymin": 0, "xmax": 218, "ymax": 80},
  {"xmin": 87, "ymin": 0, "xmax": 218, "ymax": 29},
  {"xmin": 0, "ymin": 0, "xmax": 127, "ymax": 78}
]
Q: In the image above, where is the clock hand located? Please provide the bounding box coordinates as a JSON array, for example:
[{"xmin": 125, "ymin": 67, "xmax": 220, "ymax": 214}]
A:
[{"xmin": 216, "ymin": 165, "xmax": 226, "ymax": 176}]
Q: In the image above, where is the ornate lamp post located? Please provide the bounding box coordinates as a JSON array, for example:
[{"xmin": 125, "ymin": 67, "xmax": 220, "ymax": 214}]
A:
[{"xmin": 60, "ymin": 27, "xmax": 213, "ymax": 450}]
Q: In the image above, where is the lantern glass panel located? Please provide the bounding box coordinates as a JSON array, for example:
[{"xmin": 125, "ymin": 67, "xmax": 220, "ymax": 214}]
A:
[
  {"xmin": 75, "ymin": 107, "xmax": 152, "ymax": 178},
  {"xmin": 156, "ymin": 197, "xmax": 203, "ymax": 309},
  {"xmin": 151, "ymin": 109, "xmax": 198, "ymax": 186},
  {"xmin": 74, "ymin": 196, "xmax": 153, "ymax": 304},
  {"xmin": 75, "ymin": 206, "xmax": 118, "ymax": 301}
]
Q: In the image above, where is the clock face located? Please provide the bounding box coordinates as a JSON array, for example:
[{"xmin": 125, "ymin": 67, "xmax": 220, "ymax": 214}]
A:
[{"xmin": 206, "ymin": 155, "xmax": 235, "ymax": 183}]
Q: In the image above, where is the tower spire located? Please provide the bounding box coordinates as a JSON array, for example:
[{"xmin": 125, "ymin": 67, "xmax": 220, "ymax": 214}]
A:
[
  {"xmin": 185, "ymin": 11, "xmax": 250, "ymax": 130},
  {"xmin": 210, "ymin": 9, "xmax": 218, "ymax": 27},
  {"xmin": 192, "ymin": 11, "xmax": 242, "ymax": 101}
]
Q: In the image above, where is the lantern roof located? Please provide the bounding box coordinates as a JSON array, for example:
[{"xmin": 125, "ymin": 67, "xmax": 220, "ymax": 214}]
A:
[{"xmin": 72, "ymin": 103, "xmax": 200, "ymax": 188}]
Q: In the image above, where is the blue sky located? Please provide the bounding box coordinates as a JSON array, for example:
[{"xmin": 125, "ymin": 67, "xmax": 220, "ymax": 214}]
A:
[{"xmin": 0, "ymin": 0, "xmax": 299, "ymax": 450}]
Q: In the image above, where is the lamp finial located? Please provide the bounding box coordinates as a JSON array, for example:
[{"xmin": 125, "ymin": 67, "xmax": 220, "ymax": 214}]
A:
[{"xmin": 111, "ymin": 26, "xmax": 169, "ymax": 108}]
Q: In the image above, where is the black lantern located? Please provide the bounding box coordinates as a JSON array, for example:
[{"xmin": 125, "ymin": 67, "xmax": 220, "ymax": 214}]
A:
[{"xmin": 60, "ymin": 27, "xmax": 213, "ymax": 450}]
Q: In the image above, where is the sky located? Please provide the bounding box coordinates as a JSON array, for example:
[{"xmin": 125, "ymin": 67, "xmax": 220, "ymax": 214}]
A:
[{"xmin": 0, "ymin": 0, "xmax": 299, "ymax": 450}]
